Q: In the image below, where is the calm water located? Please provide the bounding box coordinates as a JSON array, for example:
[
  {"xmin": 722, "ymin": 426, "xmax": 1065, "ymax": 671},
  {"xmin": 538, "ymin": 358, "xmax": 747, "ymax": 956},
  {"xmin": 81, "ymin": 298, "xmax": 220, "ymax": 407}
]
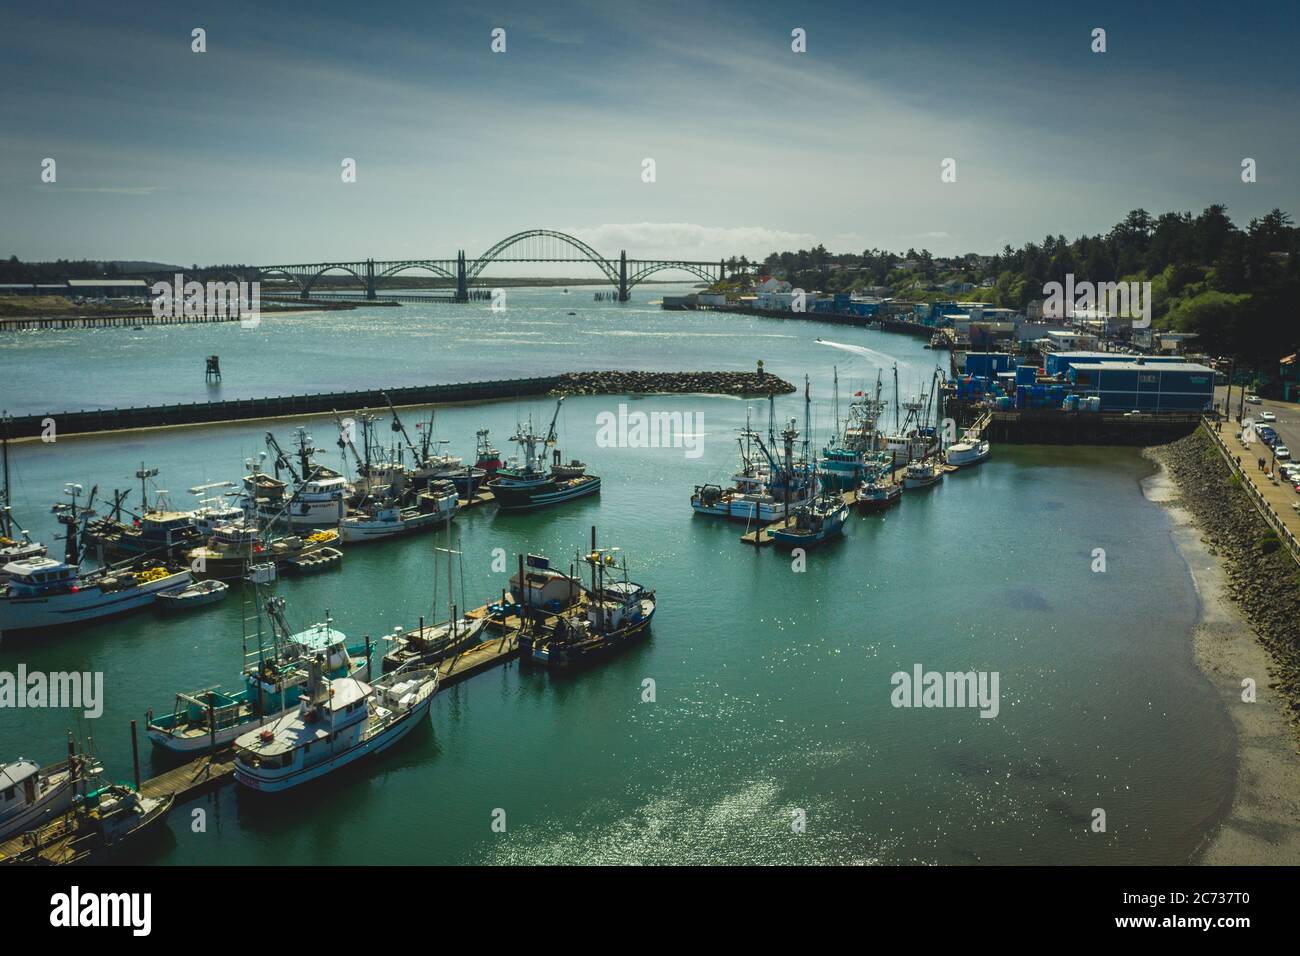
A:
[{"xmin": 0, "ymin": 288, "xmax": 1232, "ymax": 864}]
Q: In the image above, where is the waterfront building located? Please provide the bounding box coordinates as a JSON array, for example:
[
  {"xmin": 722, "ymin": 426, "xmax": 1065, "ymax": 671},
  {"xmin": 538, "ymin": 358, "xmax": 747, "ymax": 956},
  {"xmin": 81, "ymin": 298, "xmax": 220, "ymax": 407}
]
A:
[{"xmin": 1067, "ymin": 361, "xmax": 1215, "ymax": 412}]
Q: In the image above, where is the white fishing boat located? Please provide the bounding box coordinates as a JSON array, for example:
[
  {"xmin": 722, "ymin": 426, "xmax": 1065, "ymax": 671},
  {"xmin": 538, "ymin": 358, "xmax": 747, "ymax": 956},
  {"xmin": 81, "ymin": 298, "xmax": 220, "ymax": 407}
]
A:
[
  {"xmin": 232, "ymin": 661, "xmax": 439, "ymax": 793},
  {"xmin": 0, "ymin": 557, "xmax": 191, "ymax": 639},
  {"xmin": 945, "ymin": 433, "xmax": 990, "ymax": 466},
  {"xmin": 902, "ymin": 458, "xmax": 945, "ymax": 489},
  {"xmin": 0, "ymin": 756, "xmax": 88, "ymax": 841},
  {"xmin": 340, "ymin": 479, "xmax": 458, "ymax": 543},
  {"xmin": 245, "ymin": 429, "xmax": 350, "ymax": 529},
  {"xmin": 156, "ymin": 578, "xmax": 229, "ymax": 613}
]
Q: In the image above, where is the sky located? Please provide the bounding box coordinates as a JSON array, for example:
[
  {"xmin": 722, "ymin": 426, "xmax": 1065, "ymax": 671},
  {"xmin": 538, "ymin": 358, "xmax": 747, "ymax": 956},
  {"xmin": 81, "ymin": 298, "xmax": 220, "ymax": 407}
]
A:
[{"xmin": 1, "ymin": 0, "xmax": 1297, "ymax": 269}]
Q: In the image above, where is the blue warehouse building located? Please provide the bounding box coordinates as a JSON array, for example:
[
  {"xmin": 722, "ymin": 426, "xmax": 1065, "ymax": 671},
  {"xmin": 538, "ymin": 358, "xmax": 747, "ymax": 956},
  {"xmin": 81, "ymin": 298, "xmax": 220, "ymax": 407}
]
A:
[
  {"xmin": 1044, "ymin": 351, "xmax": 1189, "ymax": 377},
  {"xmin": 1067, "ymin": 361, "xmax": 1215, "ymax": 413}
]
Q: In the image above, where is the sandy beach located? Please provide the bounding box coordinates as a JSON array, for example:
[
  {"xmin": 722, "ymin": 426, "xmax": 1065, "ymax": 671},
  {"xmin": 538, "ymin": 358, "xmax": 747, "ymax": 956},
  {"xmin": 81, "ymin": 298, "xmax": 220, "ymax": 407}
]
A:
[{"xmin": 1144, "ymin": 448, "xmax": 1300, "ymax": 864}]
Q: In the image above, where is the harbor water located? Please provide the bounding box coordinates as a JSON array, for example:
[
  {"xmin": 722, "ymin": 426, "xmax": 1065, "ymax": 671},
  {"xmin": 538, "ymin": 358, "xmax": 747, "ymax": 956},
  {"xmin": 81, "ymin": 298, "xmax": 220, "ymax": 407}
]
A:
[{"xmin": 0, "ymin": 286, "xmax": 1233, "ymax": 864}]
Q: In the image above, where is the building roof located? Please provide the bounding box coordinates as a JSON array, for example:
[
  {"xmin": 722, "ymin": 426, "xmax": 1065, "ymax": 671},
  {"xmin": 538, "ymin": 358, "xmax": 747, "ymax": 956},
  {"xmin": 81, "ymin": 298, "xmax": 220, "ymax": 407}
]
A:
[{"xmin": 1070, "ymin": 362, "xmax": 1214, "ymax": 373}]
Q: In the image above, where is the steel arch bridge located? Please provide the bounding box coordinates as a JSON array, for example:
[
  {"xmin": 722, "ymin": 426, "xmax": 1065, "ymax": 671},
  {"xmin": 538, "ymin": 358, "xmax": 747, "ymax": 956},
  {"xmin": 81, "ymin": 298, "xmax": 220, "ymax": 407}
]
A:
[{"xmin": 245, "ymin": 229, "xmax": 728, "ymax": 301}]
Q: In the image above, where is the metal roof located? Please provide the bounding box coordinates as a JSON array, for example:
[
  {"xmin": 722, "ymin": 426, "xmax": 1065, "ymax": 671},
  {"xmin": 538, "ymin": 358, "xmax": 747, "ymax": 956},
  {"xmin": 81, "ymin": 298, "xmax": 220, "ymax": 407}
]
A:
[{"xmin": 1070, "ymin": 362, "xmax": 1214, "ymax": 373}]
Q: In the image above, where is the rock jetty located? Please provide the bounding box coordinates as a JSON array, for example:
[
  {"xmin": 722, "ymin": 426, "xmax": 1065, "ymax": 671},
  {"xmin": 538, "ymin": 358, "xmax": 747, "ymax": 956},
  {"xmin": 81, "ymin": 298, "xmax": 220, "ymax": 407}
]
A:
[
  {"xmin": 1151, "ymin": 429, "xmax": 1300, "ymax": 727},
  {"xmin": 548, "ymin": 370, "xmax": 795, "ymax": 397}
]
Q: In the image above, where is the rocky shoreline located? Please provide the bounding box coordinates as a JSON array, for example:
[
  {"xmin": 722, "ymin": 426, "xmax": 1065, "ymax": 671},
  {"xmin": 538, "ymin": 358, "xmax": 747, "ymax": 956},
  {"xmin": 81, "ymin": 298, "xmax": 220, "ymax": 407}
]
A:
[
  {"xmin": 548, "ymin": 370, "xmax": 796, "ymax": 397},
  {"xmin": 1149, "ymin": 428, "xmax": 1300, "ymax": 722}
]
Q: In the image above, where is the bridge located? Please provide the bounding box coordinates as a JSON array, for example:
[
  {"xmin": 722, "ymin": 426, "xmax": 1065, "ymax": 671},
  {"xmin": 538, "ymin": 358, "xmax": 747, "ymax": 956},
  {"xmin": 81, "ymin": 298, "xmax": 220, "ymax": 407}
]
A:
[{"xmin": 211, "ymin": 230, "xmax": 729, "ymax": 302}]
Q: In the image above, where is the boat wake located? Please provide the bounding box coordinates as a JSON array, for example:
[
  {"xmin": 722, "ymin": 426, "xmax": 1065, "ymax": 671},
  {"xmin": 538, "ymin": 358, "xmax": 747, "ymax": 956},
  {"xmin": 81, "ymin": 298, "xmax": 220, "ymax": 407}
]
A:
[{"xmin": 815, "ymin": 338, "xmax": 900, "ymax": 367}]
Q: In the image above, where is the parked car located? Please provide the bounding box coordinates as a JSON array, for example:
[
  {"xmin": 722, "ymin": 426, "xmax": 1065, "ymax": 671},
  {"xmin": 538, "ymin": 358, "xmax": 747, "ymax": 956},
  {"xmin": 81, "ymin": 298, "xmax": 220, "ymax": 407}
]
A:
[
  {"xmin": 1260, "ymin": 410, "xmax": 1277, "ymax": 422},
  {"xmin": 1275, "ymin": 445, "xmax": 1291, "ymax": 460},
  {"xmin": 1246, "ymin": 394, "xmax": 1263, "ymax": 404}
]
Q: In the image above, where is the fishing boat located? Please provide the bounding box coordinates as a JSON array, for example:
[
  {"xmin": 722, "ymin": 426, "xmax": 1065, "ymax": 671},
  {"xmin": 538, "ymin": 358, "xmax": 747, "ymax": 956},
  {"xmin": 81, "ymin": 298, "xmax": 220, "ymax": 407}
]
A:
[
  {"xmin": 819, "ymin": 368, "xmax": 893, "ymax": 491},
  {"xmin": 147, "ymin": 576, "xmax": 371, "ymax": 754},
  {"xmin": 903, "ymin": 458, "xmax": 945, "ymax": 489},
  {"xmin": 156, "ymin": 578, "xmax": 228, "ymax": 613},
  {"xmin": 692, "ymin": 396, "xmax": 814, "ymax": 523},
  {"xmin": 489, "ymin": 397, "xmax": 600, "ymax": 511},
  {"xmin": 187, "ymin": 522, "xmax": 341, "ymax": 580},
  {"xmin": 0, "ymin": 422, "xmax": 47, "ymax": 579},
  {"xmin": 0, "ymin": 754, "xmax": 89, "ymax": 842},
  {"xmin": 232, "ymin": 660, "xmax": 439, "ymax": 793},
  {"xmin": 473, "ymin": 428, "xmax": 503, "ymax": 479},
  {"xmin": 856, "ymin": 466, "xmax": 903, "ymax": 512},
  {"xmin": 336, "ymin": 410, "xmax": 411, "ymax": 503},
  {"xmin": 7, "ymin": 782, "xmax": 174, "ymax": 865},
  {"xmin": 383, "ymin": 521, "xmax": 487, "ymax": 671},
  {"xmin": 0, "ymin": 557, "xmax": 191, "ymax": 640},
  {"xmin": 771, "ymin": 490, "xmax": 851, "ymax": 548},
  {"xmin": 341, "ymin": 478, "xmax": 457, "ymax": 543},
  {"xmin": 532, "ymin": 540, "xmax": 655, "ymax": 668},
  {"xmin": 245, "ymin": 429, "xmax": 350, "ymax": 529},
  {"xmin": 945, "ymin": 432, "xmax": 991, "ymax": 466},
  {"xmin": 71, "ymin": 465, "xmax": 213, "ymax": 564}
]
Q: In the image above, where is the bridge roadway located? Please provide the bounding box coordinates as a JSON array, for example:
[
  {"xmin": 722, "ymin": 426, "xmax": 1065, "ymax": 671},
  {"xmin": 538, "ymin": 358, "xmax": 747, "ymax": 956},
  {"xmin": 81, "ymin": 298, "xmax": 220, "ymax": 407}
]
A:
[{"xmin": 129, "ymin": 229, "xmax": 733, "ymax": 303}]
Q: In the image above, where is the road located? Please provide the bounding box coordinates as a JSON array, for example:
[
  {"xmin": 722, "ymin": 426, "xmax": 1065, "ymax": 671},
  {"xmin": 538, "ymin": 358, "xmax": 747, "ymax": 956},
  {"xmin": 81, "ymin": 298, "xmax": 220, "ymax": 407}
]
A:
[{"xmin": 1215, "ymin": 387, "xmax": 1300, "ymax": 469}]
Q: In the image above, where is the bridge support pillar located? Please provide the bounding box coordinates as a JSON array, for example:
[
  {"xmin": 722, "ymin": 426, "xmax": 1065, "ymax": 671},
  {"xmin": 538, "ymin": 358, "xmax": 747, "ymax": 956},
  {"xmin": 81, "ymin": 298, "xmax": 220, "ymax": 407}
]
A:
[
  {"xmin": 719, "ymin": 259, "xmax": 726, "ymax": 282},
  {"xmin": 618, "ymin": 250, "xmax": 629, "ymax": 301},
  {"xmin": 455, "ymin": 250, "xmax": 468, "ymax": 302},
  {"xmin": 366, "ymin": 258, "xmax": 376, "ymax": 300}
]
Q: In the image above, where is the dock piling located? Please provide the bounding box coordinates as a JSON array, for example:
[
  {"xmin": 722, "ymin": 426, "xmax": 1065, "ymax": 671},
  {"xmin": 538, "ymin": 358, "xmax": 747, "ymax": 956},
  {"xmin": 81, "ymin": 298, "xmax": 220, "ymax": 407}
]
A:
[{"xmin": 129, "ymin": 720, "xmax": 141, "ymax": 792}]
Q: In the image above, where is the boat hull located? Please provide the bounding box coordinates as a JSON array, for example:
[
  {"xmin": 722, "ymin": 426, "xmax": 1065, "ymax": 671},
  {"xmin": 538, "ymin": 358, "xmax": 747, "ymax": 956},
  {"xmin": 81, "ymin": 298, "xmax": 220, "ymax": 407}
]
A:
[
  {"xmin": 339, "ymin": 509, "xmax": 450, "ymax": 543},
  {"xmin": 490, "ymin": 475, "xmax": 600, "ymax": 511},
  {"xmin": 856, "ymin": 487, "xmax": 902, "ymax": 512},
  {"xmin": 532, "ymin": 609, "xmax": 654, "ymax": 668},
  {"xmin": 0, "ymin": 570, "xmax": 192, "ymax": 638}
]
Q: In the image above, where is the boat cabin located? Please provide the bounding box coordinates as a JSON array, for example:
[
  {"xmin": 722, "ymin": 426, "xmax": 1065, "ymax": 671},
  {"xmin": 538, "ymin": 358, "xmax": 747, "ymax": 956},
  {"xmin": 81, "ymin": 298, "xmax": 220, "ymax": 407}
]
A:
[
  {"xmin": 2, "ymin": 557, "xmax": 78, "ymax": 596},
  {"xmin": 0, "ymin": 759, "xmax": 40, "ymax": 815},
  {"xmin": 510, "ymin": 556, "xmax": 583, "ymax": 611},
  {"xmin": 138, "ymin": 511, "xmax": 197, "ymax": 543}
]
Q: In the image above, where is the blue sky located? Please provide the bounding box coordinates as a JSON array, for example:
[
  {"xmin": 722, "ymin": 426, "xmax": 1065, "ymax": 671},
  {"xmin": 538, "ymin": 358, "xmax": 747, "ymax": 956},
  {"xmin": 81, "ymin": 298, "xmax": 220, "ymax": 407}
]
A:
[{"xmin": 1, "ymin": 0, "xmax": 1297, "ymax": 266}]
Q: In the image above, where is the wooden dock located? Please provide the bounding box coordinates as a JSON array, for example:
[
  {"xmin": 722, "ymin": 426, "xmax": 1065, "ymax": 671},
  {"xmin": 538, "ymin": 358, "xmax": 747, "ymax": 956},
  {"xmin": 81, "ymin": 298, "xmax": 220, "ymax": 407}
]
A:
[{"xmin": 457, "ymin": 487, "xmax": 495, "ymax": 510}]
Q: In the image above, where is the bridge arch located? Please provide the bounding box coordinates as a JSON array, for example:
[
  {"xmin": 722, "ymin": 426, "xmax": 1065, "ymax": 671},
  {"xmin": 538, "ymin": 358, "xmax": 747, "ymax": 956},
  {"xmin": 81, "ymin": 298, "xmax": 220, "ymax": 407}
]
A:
[
  {"xmin": 626, "ymin": 261, "xmax": 719, "ymax": 290},
  {"xmin": 301, "ymin": 264, "xmax": 364, "ymax": 295},
  {"xmin": 467, "ymin": 229, "xmax": 619, "ymax": 284},
  {"xmin": 378, "ymin": 261, "xmax": 456, "ymax": 281},
  {"xmin": 256, "ymin": 267, "xmax": 308, "ymax": 295}
]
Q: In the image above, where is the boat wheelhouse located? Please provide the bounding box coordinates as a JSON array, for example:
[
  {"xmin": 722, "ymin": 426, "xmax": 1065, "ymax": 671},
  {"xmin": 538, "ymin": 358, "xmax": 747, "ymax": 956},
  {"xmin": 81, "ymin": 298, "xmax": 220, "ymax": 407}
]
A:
[{"xmin": 0, "ymin": 756, "xmax": 85, "ymax": 841}]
